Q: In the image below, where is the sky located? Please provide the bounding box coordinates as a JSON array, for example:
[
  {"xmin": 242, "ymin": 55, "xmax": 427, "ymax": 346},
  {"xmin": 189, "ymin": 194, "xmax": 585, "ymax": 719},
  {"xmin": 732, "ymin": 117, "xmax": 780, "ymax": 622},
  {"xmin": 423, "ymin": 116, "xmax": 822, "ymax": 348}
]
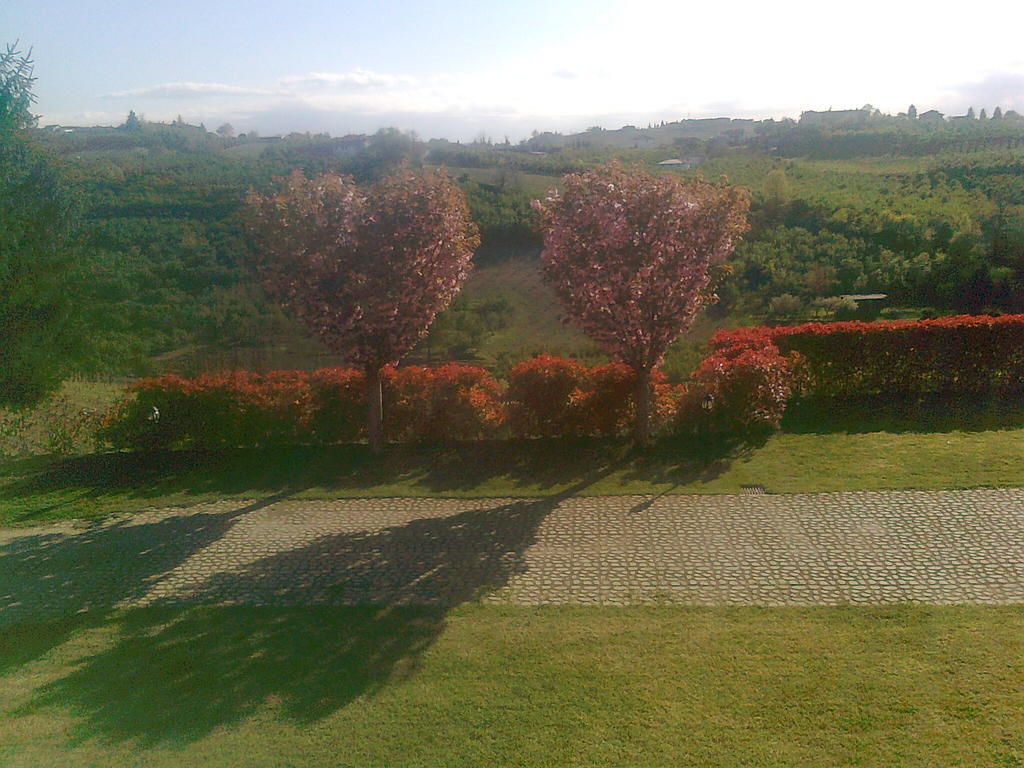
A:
[{"xmin": 6, "ymin": 0, "xmax": 1024, "ymax": 141}]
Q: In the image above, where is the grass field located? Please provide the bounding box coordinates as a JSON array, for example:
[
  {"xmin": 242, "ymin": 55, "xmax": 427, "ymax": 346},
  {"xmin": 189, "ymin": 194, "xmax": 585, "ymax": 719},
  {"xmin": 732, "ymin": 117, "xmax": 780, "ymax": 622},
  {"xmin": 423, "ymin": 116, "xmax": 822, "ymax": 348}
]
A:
[
  {"xmin": 413, "ymin": 254, "xmax": 724, "ymax": 377},
  {"xmin": 1, "ymin": 604, "xmax": 1022, "ymax": 766},
  {"xmin": 4, "ymin": 383, "xmax": 1024, "ymax": 766},
  {"xmin": 0, "ymin": 381, "xmax": 126, "ymax": 457}
]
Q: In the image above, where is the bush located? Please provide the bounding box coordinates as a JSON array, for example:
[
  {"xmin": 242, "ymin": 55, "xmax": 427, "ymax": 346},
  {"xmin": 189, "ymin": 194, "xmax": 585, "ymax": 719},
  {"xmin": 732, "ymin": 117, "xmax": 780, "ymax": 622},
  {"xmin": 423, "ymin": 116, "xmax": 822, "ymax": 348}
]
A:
[
  {"xmin": 573, "ymin": 363, "xmax": 636, "ymax": 437},
  {"xmin": 100, "ymin": 371, "xmax": 310, "ymax": 450},
  {"xmin": 101, "ymin": 364, "xmax": 504, "ymax": 449},
  {"xmin": 242, "ymin": 370, "xmax": 311, "ymax": 445},
  {"xmin": 506, "ymin": 355, "xmax": 587, "ymax": 438},
  {"xmin": 507, "ymin": 356, "xmax": 681, "ymax": 438},
  {"xmin": 385, "ymin": 364, "xmax": 505, "ymax": 442},
  {"xmin": 678, "ymin": 344, "xmax": 794, "ymax": 436},
  {"xmin": 308, "ymin": 367, "xmax": 367, "ymax": 444},
  {"xmin": 101, "ymin": 374, "xmax": 207, "ymax": 450},
  {"xmin": 767, "ymin": 293, "xmax": 803, "ymax": 319},
  {"xmin": 711, "ymin": 314, "xmax": 1024, "ymax": 399},
  {"xmin": 0, "ymin": 394, "xmax": 107, "ymax": 456}
]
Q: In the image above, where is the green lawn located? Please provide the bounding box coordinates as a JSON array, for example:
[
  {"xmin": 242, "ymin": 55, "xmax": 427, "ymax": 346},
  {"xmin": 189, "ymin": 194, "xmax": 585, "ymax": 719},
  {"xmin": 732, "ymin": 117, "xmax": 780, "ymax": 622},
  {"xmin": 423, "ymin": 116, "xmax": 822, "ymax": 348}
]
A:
[
  {"xmin": 4, "ymin": 390, "xmax": 1023, "ymax": 765},
  {"xmin": 1, "ymin": 604, "xmax": 1022, "ymax": 766}
]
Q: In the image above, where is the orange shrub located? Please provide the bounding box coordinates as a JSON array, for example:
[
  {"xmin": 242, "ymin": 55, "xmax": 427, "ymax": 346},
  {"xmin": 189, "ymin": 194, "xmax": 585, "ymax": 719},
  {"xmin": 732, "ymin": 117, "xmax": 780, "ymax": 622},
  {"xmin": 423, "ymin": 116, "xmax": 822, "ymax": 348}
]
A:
[
  {"xmin": 102, "ymin": 364, "xmax": 505, "ymax": 449},
  {"xmin": 386, "ymin": 364, "xmax": 505, "ymax": 442},
  {"xmin": 507, "ymin": 356, "xmax": 680, "ymax": 438}
]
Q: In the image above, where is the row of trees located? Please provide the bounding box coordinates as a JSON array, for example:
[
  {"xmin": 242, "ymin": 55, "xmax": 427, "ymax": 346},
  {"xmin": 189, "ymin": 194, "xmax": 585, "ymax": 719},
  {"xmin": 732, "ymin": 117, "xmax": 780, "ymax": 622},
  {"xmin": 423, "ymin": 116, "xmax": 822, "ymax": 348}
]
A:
[{"xmin": 246, "ymin": 163, "xmax": 748, "ymax": 447}]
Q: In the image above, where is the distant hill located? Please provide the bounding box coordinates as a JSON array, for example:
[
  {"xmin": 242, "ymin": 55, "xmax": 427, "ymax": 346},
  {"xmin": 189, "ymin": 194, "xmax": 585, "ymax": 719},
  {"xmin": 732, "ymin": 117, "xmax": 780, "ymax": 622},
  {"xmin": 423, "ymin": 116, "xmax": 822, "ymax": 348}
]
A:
[{"xmin": 524, "ymin": 117, "xmax": 762, "ymax": 152}]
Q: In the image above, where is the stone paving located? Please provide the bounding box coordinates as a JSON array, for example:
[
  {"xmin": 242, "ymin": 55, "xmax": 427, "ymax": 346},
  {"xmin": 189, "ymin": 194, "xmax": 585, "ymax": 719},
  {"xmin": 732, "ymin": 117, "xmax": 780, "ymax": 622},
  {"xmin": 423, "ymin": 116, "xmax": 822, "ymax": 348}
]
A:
[{"xmin": 2, "ymin": 488, "xmax": 1024, "ymax": 618}]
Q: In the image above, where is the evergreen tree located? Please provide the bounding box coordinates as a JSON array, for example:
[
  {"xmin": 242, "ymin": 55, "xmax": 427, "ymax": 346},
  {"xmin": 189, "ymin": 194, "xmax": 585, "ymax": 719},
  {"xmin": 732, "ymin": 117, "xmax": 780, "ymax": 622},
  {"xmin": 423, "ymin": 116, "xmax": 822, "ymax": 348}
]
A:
[
  {"xmin": 122, "ymin": 109, "xmax": 141, "ymax": 131},
  {"xmin": 0, "ymin": 44, "xmax": 85, "ymax": 406},
  {"xmin": 967, "ymin": 106, "xmax": 976, "ymax": 119},
  {"xmin": 907, "ymin": 104, "xmax": 917, "ymax": 119},
  {"xmin": 993, "ymin": 106, "xmax": 1003, "ymax": 120},
  {"xmin": 980, "ymin": 108, "xmax": 988, "ymax": 120}
]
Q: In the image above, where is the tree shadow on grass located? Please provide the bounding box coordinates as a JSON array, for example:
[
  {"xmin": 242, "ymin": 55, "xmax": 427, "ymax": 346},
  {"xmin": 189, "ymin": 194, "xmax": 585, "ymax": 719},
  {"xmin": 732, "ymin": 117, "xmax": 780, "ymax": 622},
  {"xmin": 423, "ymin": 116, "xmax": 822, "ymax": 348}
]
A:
[
  {"xmin": 1, "ymin": 435, "xmax": 746, "ymax": 524},
  {"xmin": 782, "ymin": 394, "xmax": 1024, "ymax": 435},
  {"xmin": 8, "ymin": 468, "xmax": 612, "ymax": 746},
  {"xmin": 614, "ymin": 433, "xmax": 765, "ymax": 491}
]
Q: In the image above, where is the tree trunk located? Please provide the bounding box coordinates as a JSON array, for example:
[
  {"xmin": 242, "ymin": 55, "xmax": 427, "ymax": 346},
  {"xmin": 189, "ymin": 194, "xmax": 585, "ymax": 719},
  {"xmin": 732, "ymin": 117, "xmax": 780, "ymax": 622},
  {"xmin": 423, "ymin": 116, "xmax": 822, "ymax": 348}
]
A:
[
  {"xmin": 365, "ymin": 365, "xmax": 383, "ymax": 454},
  {"xmin": 633, "ymin": 367, "xmax": 652, "ymax": 445}
]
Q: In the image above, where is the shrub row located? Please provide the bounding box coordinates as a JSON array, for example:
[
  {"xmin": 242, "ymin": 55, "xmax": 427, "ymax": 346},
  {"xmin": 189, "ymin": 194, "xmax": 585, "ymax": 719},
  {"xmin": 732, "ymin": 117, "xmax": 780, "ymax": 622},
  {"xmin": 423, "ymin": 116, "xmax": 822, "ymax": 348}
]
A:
[
  {"xmin": 102, "ymin": 358, "xmax": 693, "ymax": 449},
  {"xmin": 711, "ymin": 314, "xmax": 1024, "ymax": 399},
  {"xmin": 102, "ymin": 315, "xmax": 1019, "ymax": 450},
  {"xmin": 101, "ymin": 365, "xmax": 505, "ymax": 450}
]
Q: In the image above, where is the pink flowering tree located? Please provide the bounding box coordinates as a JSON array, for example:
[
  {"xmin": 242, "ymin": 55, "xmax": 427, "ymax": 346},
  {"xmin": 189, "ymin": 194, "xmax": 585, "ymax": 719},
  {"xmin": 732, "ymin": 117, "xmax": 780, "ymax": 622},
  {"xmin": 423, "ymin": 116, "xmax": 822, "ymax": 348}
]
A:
[
  {"xmin": 247, "ymin": 169, "xmax": 479, "ymax": 451},
  {"xmin": 533, "ymin": 162, "xmax": 749, "ymax": 442}
]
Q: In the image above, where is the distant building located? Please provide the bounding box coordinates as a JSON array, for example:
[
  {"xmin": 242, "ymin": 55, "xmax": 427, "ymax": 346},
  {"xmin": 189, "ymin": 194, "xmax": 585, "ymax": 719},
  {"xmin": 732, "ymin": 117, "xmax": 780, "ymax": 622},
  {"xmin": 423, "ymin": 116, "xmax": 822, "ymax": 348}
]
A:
[
  {"xmin": 918, "ymin": 109, "xmax": 945, "ymax": 122},
  {"xmin": 841, "ymin": 294, "xmax": 887, "ymax": 302},
  {"xmin": 331, "ymin": 136, "xmax": 371, "ymax": 157},
  {"xmin": 657, "ymin": 157, "xmax": 700, "ymax": 169},
  {"xmin": 798, "ymin": 109, "xmax": 870, "ymax": 127},
  {"xmin": 840, "ymin": 293, "xmax": 887, "ymax": 319}
]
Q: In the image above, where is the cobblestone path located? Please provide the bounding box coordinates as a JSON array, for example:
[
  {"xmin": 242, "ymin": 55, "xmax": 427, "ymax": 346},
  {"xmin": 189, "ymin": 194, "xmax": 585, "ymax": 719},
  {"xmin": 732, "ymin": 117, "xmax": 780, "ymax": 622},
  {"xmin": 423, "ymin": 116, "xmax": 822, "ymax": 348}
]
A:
[{"xmin": 2, "ymin": 488, "xmax": 1023, "ymax": 617}]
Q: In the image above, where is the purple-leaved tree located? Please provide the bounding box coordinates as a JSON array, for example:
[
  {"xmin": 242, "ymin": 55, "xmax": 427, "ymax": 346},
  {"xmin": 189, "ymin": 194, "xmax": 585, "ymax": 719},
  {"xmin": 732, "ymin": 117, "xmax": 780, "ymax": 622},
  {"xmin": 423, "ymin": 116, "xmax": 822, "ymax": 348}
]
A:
[
  {"xmin": 247, "ymin": 169, "xmax": 479, "ymax": 451},
  {"xmin": 534, "ymin": 162, "xmax": 749, "ymax": 442}
]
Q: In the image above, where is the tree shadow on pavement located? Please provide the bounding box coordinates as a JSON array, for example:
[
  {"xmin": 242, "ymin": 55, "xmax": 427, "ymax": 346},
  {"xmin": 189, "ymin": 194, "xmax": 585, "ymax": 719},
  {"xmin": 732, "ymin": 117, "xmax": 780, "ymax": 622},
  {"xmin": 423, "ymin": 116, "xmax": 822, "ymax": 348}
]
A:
[
  {"xmin": 0, "ymin": 495, "xmax": 287, "ymax": 675},
  {"xmin": 8, "ymin": 470, "xmax": 611, "ymax": 746}
]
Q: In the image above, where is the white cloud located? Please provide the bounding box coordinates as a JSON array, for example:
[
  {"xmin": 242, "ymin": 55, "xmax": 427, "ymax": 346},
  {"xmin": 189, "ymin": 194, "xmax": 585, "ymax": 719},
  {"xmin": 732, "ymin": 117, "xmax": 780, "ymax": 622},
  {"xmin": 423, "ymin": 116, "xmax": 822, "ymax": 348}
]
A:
[
  {"xmin": 103, "ymin": 82, "xmax": 273, "ymax": 100},
  {"xmin": 279, "ymin": 69, "xmax": 417, "ymax": 90}
]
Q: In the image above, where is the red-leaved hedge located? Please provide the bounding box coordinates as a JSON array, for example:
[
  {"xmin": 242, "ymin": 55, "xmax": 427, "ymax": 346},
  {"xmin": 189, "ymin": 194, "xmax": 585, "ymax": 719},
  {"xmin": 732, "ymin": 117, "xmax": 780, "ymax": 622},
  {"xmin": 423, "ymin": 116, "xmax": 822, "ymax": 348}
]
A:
[
  {"xmin": 100, "ymin": 371, "xmax": 312, "ymax": 451},
  {"xmin": 102, "ymin": 356, "xmax": 696, "ymax": 450},
  {"xmin": 101, "ymin": 365, "xmax": 504, "ymax": 450},
  {"xmin": 505, "ymin": 355, "xmax": 680, "ymax": 438},
  {"xmin": 677, "ymin": 343, "xmax": 794, "ymax": 435},
  {"xmin": 710, "ymin": 314, "xmax": 1024, "ymax": 399},
  {"xmin": 385, "ymin": 364, "xmax": 506, "ymax": 442},
  {"xmin": 107, "ymin": 333, "xmax": 925, "ymax": 451}
]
